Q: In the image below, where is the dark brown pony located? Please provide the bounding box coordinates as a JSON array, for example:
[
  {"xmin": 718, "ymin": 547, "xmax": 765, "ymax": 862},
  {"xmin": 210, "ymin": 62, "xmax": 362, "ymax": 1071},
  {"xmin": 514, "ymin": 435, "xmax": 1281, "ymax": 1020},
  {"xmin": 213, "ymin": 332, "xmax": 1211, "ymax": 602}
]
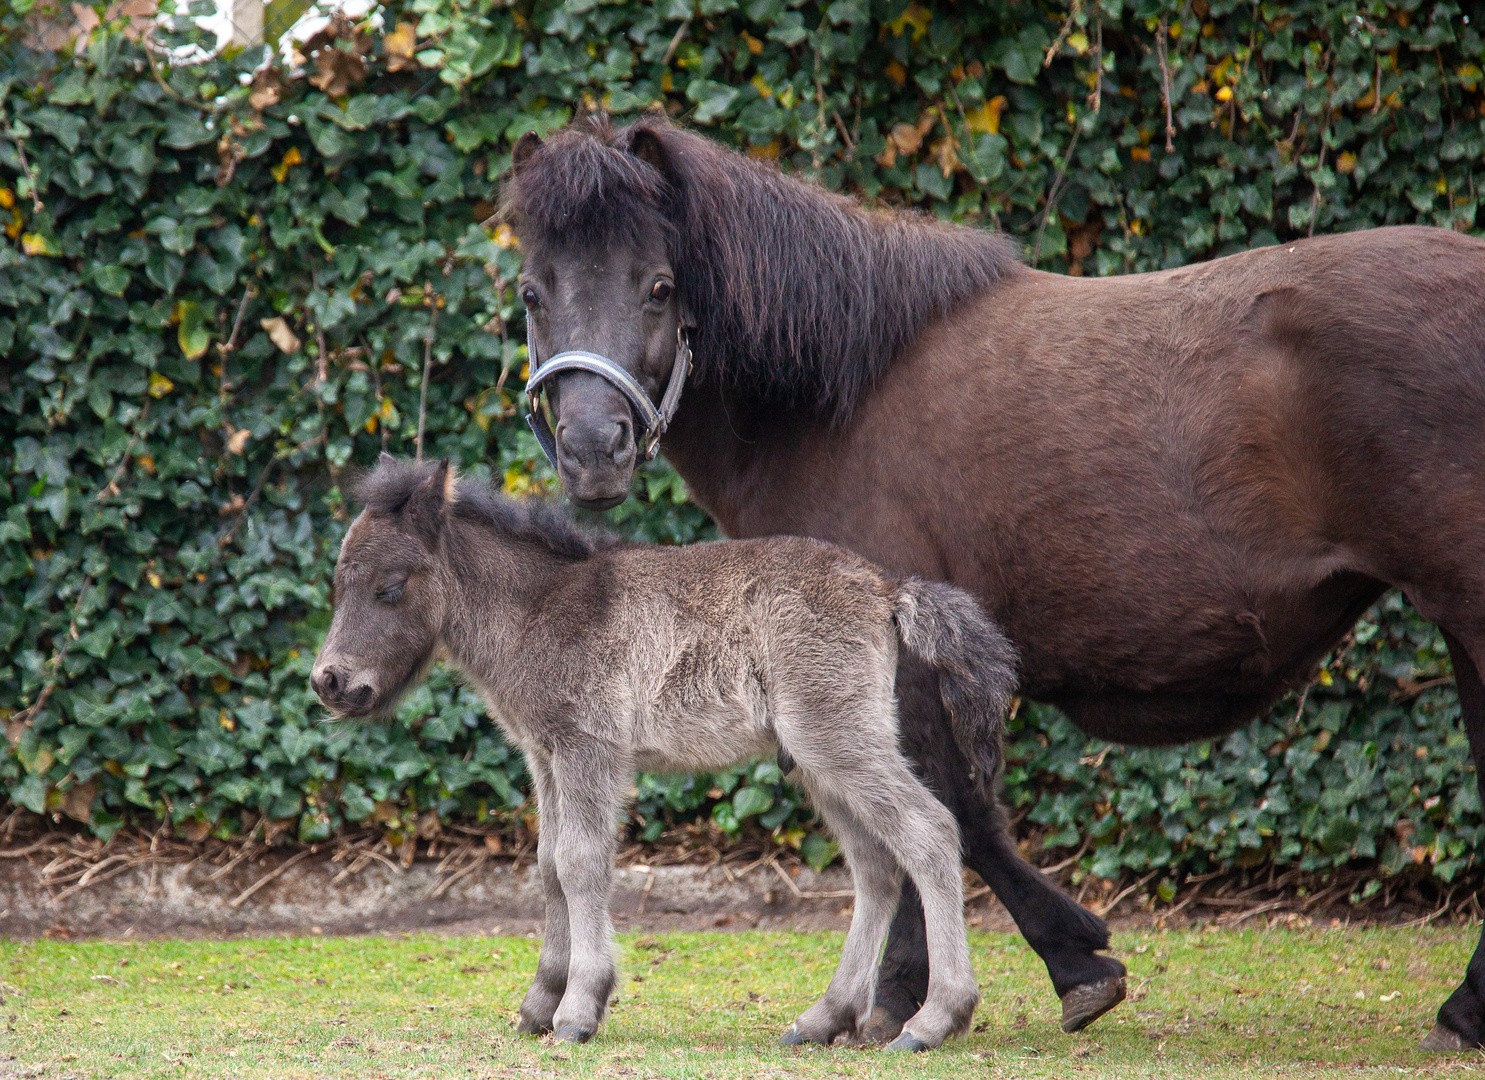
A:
[{"xmin": 500, "ymin": 115, "xmax": 1485, "ymax": 1051}]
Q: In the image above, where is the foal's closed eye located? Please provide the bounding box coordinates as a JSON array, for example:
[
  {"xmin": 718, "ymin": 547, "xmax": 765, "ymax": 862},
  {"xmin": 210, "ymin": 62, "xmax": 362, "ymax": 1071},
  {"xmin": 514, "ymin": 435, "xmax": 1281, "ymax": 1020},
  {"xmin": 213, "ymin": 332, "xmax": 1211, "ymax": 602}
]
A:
[{"xmin": 376, "ymin": 578, "xmax": 407, "ymax": 603}]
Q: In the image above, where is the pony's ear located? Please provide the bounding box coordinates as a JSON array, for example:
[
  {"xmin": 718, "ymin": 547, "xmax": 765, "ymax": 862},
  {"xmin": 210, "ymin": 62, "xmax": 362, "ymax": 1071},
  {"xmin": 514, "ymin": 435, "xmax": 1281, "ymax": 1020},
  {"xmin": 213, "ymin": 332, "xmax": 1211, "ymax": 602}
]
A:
[
  {"xmin": 378, "ymin": 451, "xmax": 396, "ymax": 468},
  {"xmin": 512, "ymin": 131, "xmax": 543, "ymax": 168},
  {"xmin": 628, "ymin": 126, "xmax": 670, "ymax": 177},
  {"xmin": 405, "ymin": 459, "xmax": 457, "ymax": 543}
]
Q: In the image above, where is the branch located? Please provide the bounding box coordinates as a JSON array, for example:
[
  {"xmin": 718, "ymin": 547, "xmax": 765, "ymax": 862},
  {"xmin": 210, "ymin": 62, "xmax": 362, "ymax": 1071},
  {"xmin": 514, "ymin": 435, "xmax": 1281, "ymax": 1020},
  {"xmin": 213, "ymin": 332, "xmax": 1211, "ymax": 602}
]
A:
[
  {"xmin": 661, "ymin": 18, "xmax": 691, "ymax": 66},
  {"xmin": 415, "ymin": 297, "xmax": 439, "ymax": 462},
  {"xmin": 1155, "ymin": 18, "xmax": 1175, "ymax": 153},
  {"xmin": 9, "ymin": 575, "xmax": 95, "ymax": 727}
]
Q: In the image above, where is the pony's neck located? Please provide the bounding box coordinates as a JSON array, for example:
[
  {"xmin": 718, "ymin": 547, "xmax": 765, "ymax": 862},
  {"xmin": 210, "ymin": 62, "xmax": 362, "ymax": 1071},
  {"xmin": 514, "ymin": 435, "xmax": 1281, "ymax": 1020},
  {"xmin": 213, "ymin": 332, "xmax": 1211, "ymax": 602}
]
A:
[{"xmin": 660, "ymin": 381, "xmax": 821, "ymax": 538}]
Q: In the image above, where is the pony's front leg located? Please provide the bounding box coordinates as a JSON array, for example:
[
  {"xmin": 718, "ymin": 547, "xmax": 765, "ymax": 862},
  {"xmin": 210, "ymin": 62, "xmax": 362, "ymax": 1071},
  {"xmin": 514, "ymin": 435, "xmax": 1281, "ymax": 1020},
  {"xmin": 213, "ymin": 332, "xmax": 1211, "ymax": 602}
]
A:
[
  {"xmin": 517, "ymin": 750, "xmax": 569, "ymax": 1035},
  {"xmin": 547, "ymin": 743, "xmax": 626, "ymax": 1043}
]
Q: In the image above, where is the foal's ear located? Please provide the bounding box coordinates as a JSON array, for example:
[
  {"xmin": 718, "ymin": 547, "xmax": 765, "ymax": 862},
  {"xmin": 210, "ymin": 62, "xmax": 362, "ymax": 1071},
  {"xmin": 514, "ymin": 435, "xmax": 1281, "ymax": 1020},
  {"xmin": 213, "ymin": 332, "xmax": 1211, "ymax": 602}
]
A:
[
  {"xmin": 405, "ymin": 458, "xmax": 458, "ymax": 544},
  {"xmin": 512, "ymin": 131, "xmax": 543, "ymax": 168}
]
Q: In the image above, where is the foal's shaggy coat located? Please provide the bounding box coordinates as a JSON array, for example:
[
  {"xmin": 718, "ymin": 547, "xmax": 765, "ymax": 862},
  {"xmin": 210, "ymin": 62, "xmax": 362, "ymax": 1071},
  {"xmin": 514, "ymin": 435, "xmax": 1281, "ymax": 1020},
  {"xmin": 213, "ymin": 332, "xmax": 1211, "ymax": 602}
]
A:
[{"xmin": 311, "ymin": 457, "xmax": 1018, "ymax": 1050}]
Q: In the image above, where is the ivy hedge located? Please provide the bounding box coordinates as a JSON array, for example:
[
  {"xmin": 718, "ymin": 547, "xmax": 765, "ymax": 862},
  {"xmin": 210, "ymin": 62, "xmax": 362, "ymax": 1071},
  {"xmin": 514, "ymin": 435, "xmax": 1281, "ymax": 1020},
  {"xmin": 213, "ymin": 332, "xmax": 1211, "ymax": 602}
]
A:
[{"xmin": 1, "ymin": 0, "xmax": 1482, "ymax": 888}]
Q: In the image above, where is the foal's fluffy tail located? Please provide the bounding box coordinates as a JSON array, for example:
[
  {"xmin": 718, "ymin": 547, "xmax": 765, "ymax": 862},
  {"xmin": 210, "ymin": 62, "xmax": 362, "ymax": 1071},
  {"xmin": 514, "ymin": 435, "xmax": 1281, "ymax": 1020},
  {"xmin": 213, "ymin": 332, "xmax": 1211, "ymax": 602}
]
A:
[{"xmin": 892, "ymin": 578, "xmax": 1019, "ymax": 792}]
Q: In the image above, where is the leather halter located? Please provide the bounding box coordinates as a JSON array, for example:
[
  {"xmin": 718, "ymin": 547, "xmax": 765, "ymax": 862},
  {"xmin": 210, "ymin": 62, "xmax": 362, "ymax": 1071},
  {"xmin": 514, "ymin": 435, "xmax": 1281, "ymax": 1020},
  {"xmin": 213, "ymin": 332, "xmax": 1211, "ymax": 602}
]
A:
[{"xmin": 524, "ymin": 324, "xmax": 692, "ymax": 471}]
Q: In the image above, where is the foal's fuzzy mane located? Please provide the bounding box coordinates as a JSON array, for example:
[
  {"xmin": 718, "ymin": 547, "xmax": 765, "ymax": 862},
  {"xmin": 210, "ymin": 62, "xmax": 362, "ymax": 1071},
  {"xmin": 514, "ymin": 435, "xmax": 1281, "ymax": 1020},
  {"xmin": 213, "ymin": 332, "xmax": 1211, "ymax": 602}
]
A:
[
  {"xmin": 356, "ymin": 458, "xmax": 619, "ymax": 561},
  {"xmin": 501, "ymin": 115, "xmax": 1022, "ymax": 421}
]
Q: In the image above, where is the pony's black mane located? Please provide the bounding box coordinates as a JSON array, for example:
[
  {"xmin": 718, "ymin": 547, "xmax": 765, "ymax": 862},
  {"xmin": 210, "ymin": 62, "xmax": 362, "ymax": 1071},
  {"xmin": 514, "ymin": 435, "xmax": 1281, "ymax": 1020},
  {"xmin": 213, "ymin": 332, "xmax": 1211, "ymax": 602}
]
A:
[
  {"xmin": 356, "ymin": 458, "xmax": 618, "ymax": 561},
  {"xmin": 501, "ymin": 115, "xmax": 1022, "ymax": 421}
]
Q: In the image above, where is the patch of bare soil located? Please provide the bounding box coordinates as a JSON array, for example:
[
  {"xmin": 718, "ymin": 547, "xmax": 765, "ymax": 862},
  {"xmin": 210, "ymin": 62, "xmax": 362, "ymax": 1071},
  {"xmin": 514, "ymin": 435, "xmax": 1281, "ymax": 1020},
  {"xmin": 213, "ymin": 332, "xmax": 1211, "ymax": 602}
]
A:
[{"xmin": 0, "ymin": 814, "xmax": 1475, "ymax": 941}]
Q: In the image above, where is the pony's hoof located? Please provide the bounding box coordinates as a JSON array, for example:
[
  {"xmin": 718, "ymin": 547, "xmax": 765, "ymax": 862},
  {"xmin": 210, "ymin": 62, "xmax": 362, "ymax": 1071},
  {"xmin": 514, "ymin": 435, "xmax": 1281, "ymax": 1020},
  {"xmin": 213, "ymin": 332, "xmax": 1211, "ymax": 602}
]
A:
[
  {"xmin": 885, "ymin": 1031, "xmax": 931, "ymax": 1052},
  {"xmin": 858, "ymin": 1006, "xmax": 905, "ymax": 1044},
  {"xmin": 554, "ymin": 1024, "xmax": 594, "ymax": 1044},
  {"xmin": 1060, "ymin": 976, "xmax": 1126, "ymax": 1033},
  {"xmin": 780, "ymin": 1025, "xmax": 808, "ymax": 1046},
  {"xmin": 1421, "ymin": 1022, "xmax": 1473, "ymax": 1052},
  {"xmin": 516, "ymin": 1016, "xmax": 552, "ymax": 1036}
]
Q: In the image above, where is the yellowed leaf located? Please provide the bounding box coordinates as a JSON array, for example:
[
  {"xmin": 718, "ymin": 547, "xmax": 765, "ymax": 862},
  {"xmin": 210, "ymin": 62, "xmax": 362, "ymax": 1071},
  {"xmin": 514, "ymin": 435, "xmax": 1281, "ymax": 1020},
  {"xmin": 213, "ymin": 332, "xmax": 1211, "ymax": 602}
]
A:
[
  {"xmin": 260, "ymin": 317, "xmax": 302, "ymax": 354},
  {"xmin": 21, "ymin": 233, "xmax": 59, "ymax": 256},
  {"xmin": 148, "ymin": 372, "xmax": 175, "ymax": 398},
  {"xmin": 964, "ymin": 96, "xmax": 1007, "ymax": 136}
]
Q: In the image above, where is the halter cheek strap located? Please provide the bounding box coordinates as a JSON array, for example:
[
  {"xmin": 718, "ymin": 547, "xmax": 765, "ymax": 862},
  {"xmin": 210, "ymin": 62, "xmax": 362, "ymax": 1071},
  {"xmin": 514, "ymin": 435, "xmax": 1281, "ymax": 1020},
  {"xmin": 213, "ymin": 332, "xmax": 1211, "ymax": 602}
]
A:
[{"xmin": 524, "ymin": 323, "xmax": 693, "ymax": 471}]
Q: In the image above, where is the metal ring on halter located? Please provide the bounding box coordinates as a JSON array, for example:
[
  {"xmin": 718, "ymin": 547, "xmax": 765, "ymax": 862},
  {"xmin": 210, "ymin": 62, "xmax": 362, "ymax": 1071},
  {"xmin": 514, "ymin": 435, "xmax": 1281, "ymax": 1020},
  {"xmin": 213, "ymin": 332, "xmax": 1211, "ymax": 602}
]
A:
[{"xmin": 524, "ymin": 326, "xmax": 693, "ymax": 472}]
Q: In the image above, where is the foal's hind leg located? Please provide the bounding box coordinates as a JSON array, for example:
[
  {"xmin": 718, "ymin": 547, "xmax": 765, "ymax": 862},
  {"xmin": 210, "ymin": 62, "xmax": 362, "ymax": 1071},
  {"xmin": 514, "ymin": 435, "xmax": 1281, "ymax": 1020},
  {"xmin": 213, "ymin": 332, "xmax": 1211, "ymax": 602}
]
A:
[
  {"xmin": 780, "ymin": 795, "xmax": 904, "ymax": 1047},
  {"xmin": 517, "ymin": 751, "xmax": 570, "ymax": 1035},
  {"xmin": 801, "ymin": 750, "xmax": 979, "ymax": 1050}
]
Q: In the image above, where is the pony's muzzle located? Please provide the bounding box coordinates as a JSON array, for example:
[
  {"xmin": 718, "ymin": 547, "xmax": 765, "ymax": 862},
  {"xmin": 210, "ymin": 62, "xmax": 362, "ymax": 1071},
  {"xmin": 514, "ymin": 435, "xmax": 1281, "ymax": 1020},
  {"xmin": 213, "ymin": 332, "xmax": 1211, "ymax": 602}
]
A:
[{"xmin": 553, "ymin": 406, "xmax": 637, "ymax": 509}]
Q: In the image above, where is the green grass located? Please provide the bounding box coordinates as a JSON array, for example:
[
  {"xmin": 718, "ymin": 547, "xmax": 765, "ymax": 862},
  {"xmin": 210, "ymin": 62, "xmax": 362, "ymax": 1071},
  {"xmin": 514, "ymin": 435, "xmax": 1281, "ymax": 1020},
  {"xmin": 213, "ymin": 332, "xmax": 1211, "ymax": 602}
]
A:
[{"xmin": 3, "ymin": 927, "xmax": 1481, "ymax": 1078}]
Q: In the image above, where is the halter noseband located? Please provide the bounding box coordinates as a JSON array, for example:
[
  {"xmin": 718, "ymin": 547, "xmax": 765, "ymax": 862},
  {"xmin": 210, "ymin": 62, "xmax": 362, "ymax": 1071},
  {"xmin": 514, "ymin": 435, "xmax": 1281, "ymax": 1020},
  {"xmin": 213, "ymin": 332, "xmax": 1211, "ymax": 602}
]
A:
[{"xmin": 524, "ymin": 324, "xmax": 693, "ymax": 471}]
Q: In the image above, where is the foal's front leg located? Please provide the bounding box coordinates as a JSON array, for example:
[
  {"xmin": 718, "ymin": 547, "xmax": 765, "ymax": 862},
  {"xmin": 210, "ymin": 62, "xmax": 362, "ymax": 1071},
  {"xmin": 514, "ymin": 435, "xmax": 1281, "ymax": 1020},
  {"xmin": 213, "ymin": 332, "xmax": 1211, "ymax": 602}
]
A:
[
  {"xmin": 518, "ymin": 751, "xmax": 570, "ymax": 1035},
  {"xmin": 547, "ymin": 743, "xmax": 626, "ymax": 1043}
]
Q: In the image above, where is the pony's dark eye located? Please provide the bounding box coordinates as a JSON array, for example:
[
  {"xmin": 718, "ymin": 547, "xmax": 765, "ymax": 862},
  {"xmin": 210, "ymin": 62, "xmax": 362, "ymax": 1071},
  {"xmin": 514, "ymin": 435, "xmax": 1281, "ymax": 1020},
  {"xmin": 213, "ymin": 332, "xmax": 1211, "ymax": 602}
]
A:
[
  {"xmin": 376, "ymin": 579, "xmax": 406, "ymax": 604},
  {"xmin": 649, "ymin": 280, "xmax": 673, "ymax": 304},
  {"xmin": 520, "ymin": 286, "xmax": 539, "ymax": 309}
]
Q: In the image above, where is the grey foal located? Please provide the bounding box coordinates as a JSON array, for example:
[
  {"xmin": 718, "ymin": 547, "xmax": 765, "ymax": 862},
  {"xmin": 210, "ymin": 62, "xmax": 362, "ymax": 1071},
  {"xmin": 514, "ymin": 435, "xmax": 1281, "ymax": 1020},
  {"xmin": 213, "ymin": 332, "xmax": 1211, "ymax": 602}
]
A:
[{"xmin": 311, "ymin": 456, "xmax": 1018, "ymax": 1051}]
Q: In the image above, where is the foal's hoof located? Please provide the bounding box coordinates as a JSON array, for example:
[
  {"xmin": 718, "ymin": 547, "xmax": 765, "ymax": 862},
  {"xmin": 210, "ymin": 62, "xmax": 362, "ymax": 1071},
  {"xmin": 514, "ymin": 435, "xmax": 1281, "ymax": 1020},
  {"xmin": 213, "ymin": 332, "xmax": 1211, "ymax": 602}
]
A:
[
  {"xmin": 1060, "ymin": 976, "xmax": 1126, "ymax": 1033},
  {"xmin": 1421, "ymin": 1022, "xmax": 1473, "ymax": 1052},
  {"xmin": 554, "ymin": 1024, "xmax": 594, "ymax": 1044},
  {"xmin": 885, "ymin": 1031, "xmax": 932, "ymax": 1052}
]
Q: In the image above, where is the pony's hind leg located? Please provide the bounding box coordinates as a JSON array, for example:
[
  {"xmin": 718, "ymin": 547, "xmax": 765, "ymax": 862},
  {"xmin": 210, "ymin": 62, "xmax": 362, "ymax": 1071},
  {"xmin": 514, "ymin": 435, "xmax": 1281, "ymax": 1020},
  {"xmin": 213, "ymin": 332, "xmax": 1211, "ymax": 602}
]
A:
[
  {"xmin": 517, "ymin": 751, "xmax": 569, "ymax": 1035},
  {"xmin": 780, "ymin": 793, "xmax": 904, "ymax": 1047},
  {"xmin": 1423, "ymin": 628, "xmax": 1485, "ymax": 1050},
  {"xmin": 872, "ymin": 659, "xmax": 1123, "ymax": 1042}
]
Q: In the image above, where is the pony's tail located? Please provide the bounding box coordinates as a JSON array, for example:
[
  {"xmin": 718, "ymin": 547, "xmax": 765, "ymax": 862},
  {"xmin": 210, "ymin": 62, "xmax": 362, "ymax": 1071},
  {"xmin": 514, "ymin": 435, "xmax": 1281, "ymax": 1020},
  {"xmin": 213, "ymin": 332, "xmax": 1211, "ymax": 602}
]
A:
[{"xmin": 891, "ymin": 578, "xmax": 1019, "ymax": 795}]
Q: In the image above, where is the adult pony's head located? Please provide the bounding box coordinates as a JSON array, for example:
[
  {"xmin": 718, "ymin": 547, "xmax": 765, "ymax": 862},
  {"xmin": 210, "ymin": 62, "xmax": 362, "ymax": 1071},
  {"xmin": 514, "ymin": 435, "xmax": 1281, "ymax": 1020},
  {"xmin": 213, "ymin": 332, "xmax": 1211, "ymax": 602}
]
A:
[{"xmin": 500, "ymin": 115, "xmax": 1018, "ymax": 509}]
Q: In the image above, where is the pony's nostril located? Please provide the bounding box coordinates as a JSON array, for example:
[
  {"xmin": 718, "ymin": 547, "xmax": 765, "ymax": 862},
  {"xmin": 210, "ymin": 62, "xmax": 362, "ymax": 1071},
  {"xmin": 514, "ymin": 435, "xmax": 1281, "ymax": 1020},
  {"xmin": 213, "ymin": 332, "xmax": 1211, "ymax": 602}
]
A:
[{"xmin": 604, "ymin": 418, "xmax": 632, "ymax": 460}]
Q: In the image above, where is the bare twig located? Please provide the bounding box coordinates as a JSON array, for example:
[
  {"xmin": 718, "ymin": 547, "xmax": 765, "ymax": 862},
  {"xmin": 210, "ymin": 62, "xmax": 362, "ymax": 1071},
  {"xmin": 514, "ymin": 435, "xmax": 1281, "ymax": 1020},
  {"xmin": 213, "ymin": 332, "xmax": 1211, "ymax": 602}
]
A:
[
  {"xmin": 217, "ymin": 457, "xmax": 275, "ymax": 550},
  {"xmin": 1095, "ymin": 869, "xmax": 1159, "ymax": 917},
  {"xmin": 1041, "ymin": 833, "xmax": 1094, "ymax": 875},
  {"xmin": 831, "ymin": 111, "xmax": 855, "ymax": 154},
  {"xmin": 768, "ymin": 856, "xmax": 853, "ymax": 901},
  {"xmin": 1043, "ymin": 0, "xmax": 1083, "ymax": 67},
  {"xmin": 661, "ymin": 18, "xmax": 691, "ymax": 66},
  {"xmin": 220, "ymin": 287, "xmax": 255, "ymax": 359},
  {"xmin": 1090, "ymin": 18, "xmax": 1103, "ymax": 114},
  {"xmin": 2, "ymin": 109, "xmax": 44, "ymax": 212},
  {"xmin": 1033, "ymin": 122, "xmax": 1081, "ymax": 264},
  {"xmin": 228, "ymin": 848, "xmax": 314, "ymax": 908},
  {"xmin": 1155, "ymin": 18, "xmax": 1176, "ymax": 152},
  {"xmin": 415, "ymin": 299, "xmax": 438, "ymax": 462},
  {"xmin": 9, "ymin": 575, "xmax": 95, "ymax": 727}
]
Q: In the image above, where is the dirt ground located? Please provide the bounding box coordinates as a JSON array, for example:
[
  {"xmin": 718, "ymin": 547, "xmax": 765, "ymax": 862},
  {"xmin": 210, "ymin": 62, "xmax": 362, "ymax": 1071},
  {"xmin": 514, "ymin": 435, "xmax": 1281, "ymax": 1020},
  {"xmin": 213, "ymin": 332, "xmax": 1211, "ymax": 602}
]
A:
[{"xmin": 0, "ymin": 836, "xmax": 1470, "ymax": 942}]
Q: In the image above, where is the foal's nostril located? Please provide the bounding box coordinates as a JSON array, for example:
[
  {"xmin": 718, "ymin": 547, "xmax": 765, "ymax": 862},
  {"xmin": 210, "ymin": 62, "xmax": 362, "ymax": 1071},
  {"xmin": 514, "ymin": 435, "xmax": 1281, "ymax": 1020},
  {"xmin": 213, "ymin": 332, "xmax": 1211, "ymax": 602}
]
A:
[{"xmin": 311, "ymin": 666, "xmax": 342, "ymax": 703}]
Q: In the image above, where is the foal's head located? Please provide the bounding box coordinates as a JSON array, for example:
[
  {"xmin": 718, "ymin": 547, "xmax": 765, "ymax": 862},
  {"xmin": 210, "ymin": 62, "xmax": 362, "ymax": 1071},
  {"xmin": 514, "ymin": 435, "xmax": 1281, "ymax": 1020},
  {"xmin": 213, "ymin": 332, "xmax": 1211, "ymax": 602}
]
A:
[
  {"xmin": 311, "ymin": 456, "xmax": 459, "ymax": 718},
  {"xmin": 312, "ymin": 455, "xmax": 615, "ymax": 717}
]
